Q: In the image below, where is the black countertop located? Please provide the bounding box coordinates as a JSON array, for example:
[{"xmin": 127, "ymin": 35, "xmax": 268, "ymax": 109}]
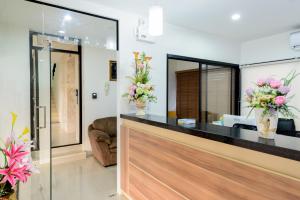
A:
[{"xmin": 121, "ymin": 114, "xmax": 300, "ymax": 162}]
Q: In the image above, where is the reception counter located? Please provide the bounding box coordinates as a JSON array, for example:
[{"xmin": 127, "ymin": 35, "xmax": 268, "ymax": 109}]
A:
[{"xmin": 120, "ymin": 114, "xmax": 300, "ymax": 200}]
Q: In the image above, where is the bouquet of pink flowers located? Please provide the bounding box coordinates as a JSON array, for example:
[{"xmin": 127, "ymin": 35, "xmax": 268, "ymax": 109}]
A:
[
  {"xmin": 0, "ymin": 113, "xmax": 38, "ymax": 198},
  {"xmin": 123, "ymin": 52, "xmax": 157, "ymax": 104},
  {"xmin": 245, "ymin": 71, "xmax": 299, "ymax": 117}
]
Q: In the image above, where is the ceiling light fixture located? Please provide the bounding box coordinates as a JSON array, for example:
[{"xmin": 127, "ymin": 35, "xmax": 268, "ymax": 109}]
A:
[
  {"xmin": 64, "ymin": 14, "xmax": 72, "ymax": 21},
  {"xmin": 231, "ymin": 13, "xmax": 241, "ymax": 21},
  {"xmin": 149, "ymin": 6, "xmax": 163, "ymax": 36}
]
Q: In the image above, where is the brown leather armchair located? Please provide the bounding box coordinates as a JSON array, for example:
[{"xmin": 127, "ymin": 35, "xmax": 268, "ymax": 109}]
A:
[{"xmin": 88, "ymin": 117, "xmax": 117, "ymax": 167}]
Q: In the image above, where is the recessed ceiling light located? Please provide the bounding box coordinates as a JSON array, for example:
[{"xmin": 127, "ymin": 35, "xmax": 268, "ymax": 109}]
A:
[
  {"xmin": 231, "ymin": 13, "xmax": 241, "ymax": 21},
  {"xmin": 58, "ymin": 30, "xmax": 65, "ymax": 34},
  {"xmin": 64, "ymin": 14, "xmax": 72, "ymax": 21}
]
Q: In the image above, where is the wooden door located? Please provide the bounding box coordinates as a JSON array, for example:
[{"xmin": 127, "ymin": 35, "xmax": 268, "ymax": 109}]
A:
[{"xmin": 176, "ymin": 69, "xmax": 199, "ymax": 119}]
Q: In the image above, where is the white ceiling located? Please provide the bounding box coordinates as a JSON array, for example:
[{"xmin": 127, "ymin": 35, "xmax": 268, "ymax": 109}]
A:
[
  {"xmin": 88, "ymin": 0, "xmax": 300, "ymax": 42},
  {"xmin": 0, "ymin": 0, "xmax": 117, "ymax": 49}
]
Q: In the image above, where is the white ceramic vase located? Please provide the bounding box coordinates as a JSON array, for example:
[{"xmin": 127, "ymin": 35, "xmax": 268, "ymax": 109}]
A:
[
  {"xmin": 135, "ymin": 100, "xmax": 146, "ymax": 116},
  {"xmin": 254, "ymin": 108, "xmax": 278, "ymax": 139}
]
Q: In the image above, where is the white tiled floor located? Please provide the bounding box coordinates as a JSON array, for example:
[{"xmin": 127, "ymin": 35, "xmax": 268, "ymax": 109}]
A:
[
  {"xmin": 20, "ymin": 156, "xmax": 124, "ymax": 200},
  {"xmin": 52, "ymin": 156, "xmax": 118, "ymax": 200}
]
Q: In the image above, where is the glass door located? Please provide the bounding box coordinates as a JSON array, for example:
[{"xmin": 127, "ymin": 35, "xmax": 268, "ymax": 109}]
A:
[
  {"xmin": 167, "ymin": 55, "xmax": 240, "ymax": 123},
  {"xmin": 34, "ymin": 44, "xmax": 52, "ymax": 200},
  {"xmin": 19, "ymin": 34, "xmax": 52, "ymax": 200},
  {"xmin": 19, "ymin": 36, "xmax": 51, "ymax": 200},
  {"xmin": 200, "ymin": 64, "xmax": 239, "ymax": 123},
  {"xmin": 0, "ymin": 0, "xmax": 52, "ymax": 199}
]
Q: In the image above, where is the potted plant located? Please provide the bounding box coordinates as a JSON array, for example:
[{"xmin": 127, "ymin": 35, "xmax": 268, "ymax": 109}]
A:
[
  {"xmin": 0, "ymin": 113, "xmax": 38, "ymax": 200},
  {"xmin": 245, "ymin": 71, "xmax": 299, "ymax": 139},
  {"xmin": 123, "ymin": 52, "xmax": 157, "ymax": 115}
]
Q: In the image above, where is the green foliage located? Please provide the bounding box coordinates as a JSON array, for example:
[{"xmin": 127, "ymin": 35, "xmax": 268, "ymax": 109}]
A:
[
  {"xmin": 282, "ymin": 70, "xmax": 300, "ymax": 86},
  {"xmin": 123, "ymin": 52, "xmax": 157, "ymax": 103}
]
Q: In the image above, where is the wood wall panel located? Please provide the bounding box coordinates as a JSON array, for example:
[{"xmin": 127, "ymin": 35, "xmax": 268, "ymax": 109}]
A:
[
  {"xmin": 121, "ymin": 124, "xmax": 300, "ymax": 200},
  {"xmin": 120, "ymin": 125, "xmax": 129, "ymax": 194},
  {"xmin": 129, "ymin": 164, "xmax": 186, "ymax": 200}
]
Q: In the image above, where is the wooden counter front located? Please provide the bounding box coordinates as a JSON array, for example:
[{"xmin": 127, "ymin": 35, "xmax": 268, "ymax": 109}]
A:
[{"xmin": 121, "ymin": 119, "xmax": 300, "ymax": 200}]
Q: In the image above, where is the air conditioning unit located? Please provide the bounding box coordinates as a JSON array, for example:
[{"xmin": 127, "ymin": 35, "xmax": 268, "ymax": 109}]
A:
[{"xmin": 290, "ymin": 31, "xmax": 300, "ymax": 50}]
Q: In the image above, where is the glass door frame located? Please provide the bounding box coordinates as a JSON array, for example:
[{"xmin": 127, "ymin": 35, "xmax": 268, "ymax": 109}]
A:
[
  {"xmin": 166, "ymin": 54, "xmax": 241, "ymax": 122},
  {"xmin": 27, "ymin": 0, "xmax": 119, "ymax": 149},
  {"xmin": 30, "ymin": 31, "xmax": 84, "ymax": 149},
  {"xmin": 50, "ymin": 43, "xmax": 82, "ymax": 148}
]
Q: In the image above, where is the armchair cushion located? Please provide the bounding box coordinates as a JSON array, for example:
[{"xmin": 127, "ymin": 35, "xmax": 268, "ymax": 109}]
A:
[
  {"xmin": 89, "ymin": 129, "xmax": 111, "ymax": 144},
  {"xmin": 109, "ymin": 137, "xmax": 117, "ymax": 149},
  {"xmin": 93, "ymin": 117, "xmax": 117, "ymax": 137}
]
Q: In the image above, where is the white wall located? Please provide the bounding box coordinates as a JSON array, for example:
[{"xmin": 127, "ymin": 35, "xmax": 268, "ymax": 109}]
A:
[
  {"xmin": 240, "ymin": 30, "xmax": 300, "ymax": 65},
  {"xmin": 0, "ymin": 23, "xmax": 30, "ymax": 138},
  {"xmin": 82, "ymin": 47, "xmax": 117, "ymax": 150}
]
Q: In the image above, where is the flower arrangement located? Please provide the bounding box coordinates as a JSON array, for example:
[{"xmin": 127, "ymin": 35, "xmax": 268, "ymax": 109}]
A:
[
  {"xmin": 123, "ymin": 52, "xmax": 157, "ymax": 115},
  {"xmin": 0, "ymin": 113, "xmax": 38, "ymax": 198},
  {"xmin": 245, "ymin": 70, "xmax": 299, "ymax": 117}
]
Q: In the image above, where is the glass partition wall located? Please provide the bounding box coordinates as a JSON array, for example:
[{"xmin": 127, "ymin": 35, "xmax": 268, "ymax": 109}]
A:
[
  {"xmin": 200, "ymin": 64, "xmax": 239, "ymax": 123},
  {"xmin": 167, "ymin": 55, "xmax": 240, "ymax": 124},
  {"xmin": 0, "ymin": 0, "xmax": 118, "ymax": 199}
]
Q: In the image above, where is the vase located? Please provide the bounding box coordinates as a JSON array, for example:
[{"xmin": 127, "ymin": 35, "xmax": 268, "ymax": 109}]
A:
[
  {"xmin": 135, "ymin": 100, "xmax": 146, "ymax": 116},
  {"xmin": 0, "ymin": 191, "xmax": 16, "ymax": 200},
  {"xmin": 254, "ymin": 108, "xmax": 278, "ymax": 139}
]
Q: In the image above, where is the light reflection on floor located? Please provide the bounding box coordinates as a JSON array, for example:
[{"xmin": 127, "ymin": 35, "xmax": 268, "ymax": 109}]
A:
[{"xmin": 20, "ymin": 156, "xmax": 123, "ymax": 200}]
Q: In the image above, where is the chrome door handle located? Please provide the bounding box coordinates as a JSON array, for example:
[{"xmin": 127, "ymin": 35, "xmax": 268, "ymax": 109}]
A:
[{"xmin": 36, "ymin": 106, "xmax": 46, "ymax": 129}]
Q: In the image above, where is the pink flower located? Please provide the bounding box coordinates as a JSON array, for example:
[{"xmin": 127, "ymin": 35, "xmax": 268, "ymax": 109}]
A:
[
  {"xmin": 265, "ymin": 77, "xmax": 275, "ymax": 85},
  {"xmin": 3, "ymin": 143, "xmax": 29, "ymax": 164},
  {"xmin": 270, "ymin": 80, "xmax": 282, "ymax": 89},
  {"xmin": 256, "ymin": 79, "xmax": 265, "ymax": 87},
  {"xmin": 275, "ymin": 96, "xmax": 286, "ymax": 106},
  {"xmin": 278, "ymin": 86, "xmax": 290, "ymax": 95},
  {"xmin": 129, "ymin": 85, "xmax": 137, "ymax": 96},
  {"xmin": 129, "ymin": 90, "xmax": 135, "ymax": 96},
  {"xmin": 130, "ymin": 85, "xmax": 137, "ymax": 91},
  {"xmin": 245, "ymin": 88, "xmax": 254, "ymax": 96},
  {"xmin": 0, "ymin": 162, "xmax": 25, "ymax": 187},
  {"xmin": 137, "ymin": 63, "xmax": 144, "ymax": 69}
]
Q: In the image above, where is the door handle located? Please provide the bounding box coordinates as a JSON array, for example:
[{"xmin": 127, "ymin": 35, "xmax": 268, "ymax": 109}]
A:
[
  {"xmin": 76, "ymin": 89, "xmax": 79, "ymax": 104},
  {"xmin": 36, "ymin": 106, "xmax": 46, "ymax": 129}
]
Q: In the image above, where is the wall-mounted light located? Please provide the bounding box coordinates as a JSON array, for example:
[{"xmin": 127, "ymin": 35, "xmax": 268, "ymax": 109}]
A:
[
  {"xmin": 149, "ymin": 6, "xmax": 163, "ymax": 36},
  {"xmin": 64, "ymin": 14, "xmax": 72, "ymax": 21},
  {"xmin": 231, "ymin": 13, "xmax": 241, "ymax": 21},
  {"xmin": 105, "ymin": 39, "xmax": 116, "ymax": 50}
]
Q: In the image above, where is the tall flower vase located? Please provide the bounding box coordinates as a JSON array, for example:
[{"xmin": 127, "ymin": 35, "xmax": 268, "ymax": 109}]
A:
[
  {"xmin": 135, "ymin": 100, "xmax": 146, "ymax": 116},
  {"xmin": 255, "ymin": 108, "xmax": 278, "ymax": 139}
]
